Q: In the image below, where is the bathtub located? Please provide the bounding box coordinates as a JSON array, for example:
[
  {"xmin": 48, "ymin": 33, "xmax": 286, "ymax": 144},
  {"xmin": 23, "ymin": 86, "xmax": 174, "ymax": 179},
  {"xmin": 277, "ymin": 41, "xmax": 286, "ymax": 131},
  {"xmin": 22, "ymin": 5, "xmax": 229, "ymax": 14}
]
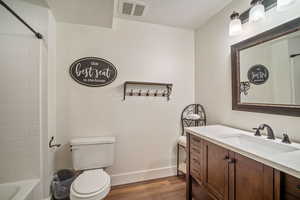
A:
[{"xmin": 0, "ymin": 179, "xmax": 39, "ymax": 200}]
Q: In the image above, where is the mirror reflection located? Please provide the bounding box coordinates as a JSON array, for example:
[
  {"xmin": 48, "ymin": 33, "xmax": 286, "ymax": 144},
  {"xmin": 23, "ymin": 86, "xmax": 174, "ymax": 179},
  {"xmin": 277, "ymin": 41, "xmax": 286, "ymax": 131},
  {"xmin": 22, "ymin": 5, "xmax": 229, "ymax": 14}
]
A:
[{"xmin": 240, "ymin": 31, "xmax": 300, "ymax": 105}]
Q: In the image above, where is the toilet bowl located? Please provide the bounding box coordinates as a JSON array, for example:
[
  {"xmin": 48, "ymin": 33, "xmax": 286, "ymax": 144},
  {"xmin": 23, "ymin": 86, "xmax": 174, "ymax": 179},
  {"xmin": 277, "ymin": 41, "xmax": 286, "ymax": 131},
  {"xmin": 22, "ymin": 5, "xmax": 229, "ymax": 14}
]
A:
[{"xmin": 70, "ymin": 169, "xmax": 111, "ymax": 200}]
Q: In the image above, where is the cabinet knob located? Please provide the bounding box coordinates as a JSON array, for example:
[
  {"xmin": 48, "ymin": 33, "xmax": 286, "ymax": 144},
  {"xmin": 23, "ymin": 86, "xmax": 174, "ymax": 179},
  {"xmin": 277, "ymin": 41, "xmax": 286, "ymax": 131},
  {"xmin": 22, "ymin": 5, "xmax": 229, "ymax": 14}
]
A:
[{"xmin": 228, "ymin": 158, "xmax": 236, "ymax": 164}]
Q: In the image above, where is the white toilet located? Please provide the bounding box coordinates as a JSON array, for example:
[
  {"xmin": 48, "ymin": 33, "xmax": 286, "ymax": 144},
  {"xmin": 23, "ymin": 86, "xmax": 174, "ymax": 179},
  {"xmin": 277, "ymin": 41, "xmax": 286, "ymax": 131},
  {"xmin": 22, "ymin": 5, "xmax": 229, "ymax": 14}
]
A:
[{"xmin": 70, "ymin": 137, "xmax": 115, "ymax": 200}]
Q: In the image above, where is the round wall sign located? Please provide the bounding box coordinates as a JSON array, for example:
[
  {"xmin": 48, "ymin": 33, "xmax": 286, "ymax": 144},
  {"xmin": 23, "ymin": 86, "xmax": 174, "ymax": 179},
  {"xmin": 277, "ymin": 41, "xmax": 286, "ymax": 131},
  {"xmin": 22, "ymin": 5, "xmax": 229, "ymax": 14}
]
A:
[
  {"xmin": 69, "ymin": 57, "xmax": 117, "ymax": 87},
  {"xmin": 247, "ymin": 64, "xmax": 269, "ymax": 85}
]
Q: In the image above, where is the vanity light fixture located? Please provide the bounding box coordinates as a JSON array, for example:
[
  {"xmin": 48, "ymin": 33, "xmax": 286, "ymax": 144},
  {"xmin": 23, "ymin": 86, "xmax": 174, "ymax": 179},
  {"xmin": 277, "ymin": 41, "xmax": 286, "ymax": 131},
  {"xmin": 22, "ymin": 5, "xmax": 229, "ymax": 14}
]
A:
[
  {"xmin": 229, "ymin": 12, "xmax": 242, "ymax": 36},
  {"xmin": 277, "ymin": 0, "xmax": 296, "ymax": 11},
  {"xmin": 249, "ymin": 0, "xmax": 266, "ymax": 23},
  {"xmin": 229, "ymin": 0, "xmax": 296, "ymax": 36}
]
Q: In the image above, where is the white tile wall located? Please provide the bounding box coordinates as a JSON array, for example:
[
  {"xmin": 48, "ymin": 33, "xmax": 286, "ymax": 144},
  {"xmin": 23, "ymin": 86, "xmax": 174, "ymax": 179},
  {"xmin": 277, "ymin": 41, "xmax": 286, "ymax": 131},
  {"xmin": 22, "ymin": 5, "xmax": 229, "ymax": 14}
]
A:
[{"xmin": 0, "ymin": 35, "xmax": 40, "ymax": 183}]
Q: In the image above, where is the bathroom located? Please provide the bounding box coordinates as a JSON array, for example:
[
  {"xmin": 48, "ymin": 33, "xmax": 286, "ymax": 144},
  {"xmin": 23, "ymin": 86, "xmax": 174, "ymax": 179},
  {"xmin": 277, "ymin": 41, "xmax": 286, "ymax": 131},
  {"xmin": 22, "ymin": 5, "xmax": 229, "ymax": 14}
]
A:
[{"xmin": 0, "ymin": 0, "xmax": 300, "ymax": 199}]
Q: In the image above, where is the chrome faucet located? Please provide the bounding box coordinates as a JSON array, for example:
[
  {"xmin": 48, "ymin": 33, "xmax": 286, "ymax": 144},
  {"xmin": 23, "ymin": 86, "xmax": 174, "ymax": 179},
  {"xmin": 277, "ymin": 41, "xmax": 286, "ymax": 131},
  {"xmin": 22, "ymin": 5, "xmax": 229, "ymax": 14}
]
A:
[
  {"xmin": 259, "ymin": 124, "xmax": 275, "ymax": 140},
  {"xmin": 252, "ymin": 127, "xmax": 262, "ymax": 136}
]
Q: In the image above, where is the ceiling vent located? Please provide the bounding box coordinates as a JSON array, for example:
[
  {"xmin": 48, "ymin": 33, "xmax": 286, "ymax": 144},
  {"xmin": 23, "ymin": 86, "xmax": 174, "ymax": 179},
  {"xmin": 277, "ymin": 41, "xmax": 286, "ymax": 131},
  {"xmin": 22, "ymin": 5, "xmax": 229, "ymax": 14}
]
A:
[{"xmin": 119, "ymin": 0, "xmax": 147, "ymax": 17}]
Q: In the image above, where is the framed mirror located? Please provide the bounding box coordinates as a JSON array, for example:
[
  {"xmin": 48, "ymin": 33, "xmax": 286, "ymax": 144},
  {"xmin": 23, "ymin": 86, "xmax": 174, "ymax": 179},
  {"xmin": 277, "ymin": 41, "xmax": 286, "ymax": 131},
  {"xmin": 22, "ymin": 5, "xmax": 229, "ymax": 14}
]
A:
[{"xmin": 231, "ymin": 17, "xmax": 300, "ymax": 116}]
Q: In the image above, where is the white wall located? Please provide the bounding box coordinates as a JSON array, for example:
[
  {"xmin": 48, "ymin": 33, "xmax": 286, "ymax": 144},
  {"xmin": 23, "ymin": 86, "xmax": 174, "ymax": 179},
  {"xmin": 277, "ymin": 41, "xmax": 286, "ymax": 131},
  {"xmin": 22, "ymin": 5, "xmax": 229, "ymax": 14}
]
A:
[
  {"xmin": 240, "ymin": 42, "xmax": 273, "ymax": 103},
  {"xmin": 240, "ymin": 38, "xmax": 294, "ymax": 104},
  {"xmin": 293, "ymin": 56, "xmax": 300, "ymax": 104},
  {"xmin": 56, "ymin": 18, "xmax": 195, "ymax": 185},
  {"xmin": 0, "ymin": 35, "xmax": 40, "ymax": 183},
  {"xmin": 271, "ymin": 40, "xmax": 292, "ymax": 104},
  {"xmin": 288, "ymin": 37, "xmax": 300, "ymax": 104},
  {"xmin": 195, "ymin": 0, "xmax": 300, "ymax": 141}
]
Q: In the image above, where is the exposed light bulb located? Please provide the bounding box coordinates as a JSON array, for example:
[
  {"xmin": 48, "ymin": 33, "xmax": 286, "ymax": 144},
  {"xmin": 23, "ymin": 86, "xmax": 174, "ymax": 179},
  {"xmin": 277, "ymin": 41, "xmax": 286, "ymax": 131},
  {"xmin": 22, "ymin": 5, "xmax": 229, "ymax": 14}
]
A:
[
  {"xmin": 249, "ymin": 0, "xmax": 265, "ymax": 23},
  {"xmin": 229, "ymin": 12, "xmax": 242, "ymax": 36},
  {"xmin": 277, "ymin": 0, "xmax": 296, "ymax": 11}
]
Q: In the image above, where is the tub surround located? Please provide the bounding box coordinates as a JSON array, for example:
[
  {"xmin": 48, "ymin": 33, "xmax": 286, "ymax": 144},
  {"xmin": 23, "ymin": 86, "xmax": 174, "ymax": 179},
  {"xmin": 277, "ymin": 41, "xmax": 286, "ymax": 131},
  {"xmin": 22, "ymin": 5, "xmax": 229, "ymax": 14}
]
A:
[
  {"xmin": 186, "ymin": 125, "xmax": 300, "ymax": 179},
  {"xmin": 0, "ymin": 179, "xmax": 39, "ymax": 200}
]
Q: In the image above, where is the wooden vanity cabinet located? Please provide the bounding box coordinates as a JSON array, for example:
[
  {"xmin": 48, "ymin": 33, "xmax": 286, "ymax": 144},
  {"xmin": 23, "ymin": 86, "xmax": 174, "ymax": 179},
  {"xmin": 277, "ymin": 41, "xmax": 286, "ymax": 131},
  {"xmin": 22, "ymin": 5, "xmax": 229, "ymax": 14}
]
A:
[
  {"xmin": 278, "ymin": 173, "xmax": 300, "ymax": 200},
  {"xmin": 202, "ymin": 141, "xmax": 229, "ymax": 200},
  {"xmin": 187, "ymin": 134, "xmax": 211, "ymax": 200},
  {"xmin": 186, "ymin": 133, "xmax": 275, "ymax": 200},
  {"xmin": 284, "ymin": 195, "xmax": 299, "ymax": 200}
]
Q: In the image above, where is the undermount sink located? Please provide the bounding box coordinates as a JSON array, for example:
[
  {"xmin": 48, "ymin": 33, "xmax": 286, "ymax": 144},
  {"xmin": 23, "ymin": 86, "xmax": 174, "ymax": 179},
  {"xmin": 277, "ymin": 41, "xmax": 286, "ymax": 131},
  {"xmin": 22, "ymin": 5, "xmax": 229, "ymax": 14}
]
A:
[{"xmin": 221, "ymin": 134, "xmax": 299, "ymax": 157}]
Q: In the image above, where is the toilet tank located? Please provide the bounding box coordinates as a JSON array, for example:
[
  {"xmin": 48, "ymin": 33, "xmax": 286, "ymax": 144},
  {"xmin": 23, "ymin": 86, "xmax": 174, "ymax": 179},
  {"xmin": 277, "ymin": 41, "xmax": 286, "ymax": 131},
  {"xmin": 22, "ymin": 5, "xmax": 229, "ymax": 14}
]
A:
[{"xmin": 70, "ymin": 137, "xmax": 115, "ymax": 171}]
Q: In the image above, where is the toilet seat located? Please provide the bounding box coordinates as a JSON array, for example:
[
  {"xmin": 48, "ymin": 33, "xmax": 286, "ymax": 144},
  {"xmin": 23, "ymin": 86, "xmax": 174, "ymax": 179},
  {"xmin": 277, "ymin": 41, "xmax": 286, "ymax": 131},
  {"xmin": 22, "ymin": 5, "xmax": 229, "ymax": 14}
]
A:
[{"xmin": 70, "ymin": 169, "xmax": 111, "ymax": 200}]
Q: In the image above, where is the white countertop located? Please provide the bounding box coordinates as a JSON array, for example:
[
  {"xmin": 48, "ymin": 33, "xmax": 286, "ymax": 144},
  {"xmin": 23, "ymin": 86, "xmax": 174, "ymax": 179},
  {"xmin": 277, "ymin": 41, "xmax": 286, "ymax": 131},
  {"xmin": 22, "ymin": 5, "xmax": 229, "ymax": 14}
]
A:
[{"xmin": 185, "ymin": 125, "xmax": 300, "ymax": 179}]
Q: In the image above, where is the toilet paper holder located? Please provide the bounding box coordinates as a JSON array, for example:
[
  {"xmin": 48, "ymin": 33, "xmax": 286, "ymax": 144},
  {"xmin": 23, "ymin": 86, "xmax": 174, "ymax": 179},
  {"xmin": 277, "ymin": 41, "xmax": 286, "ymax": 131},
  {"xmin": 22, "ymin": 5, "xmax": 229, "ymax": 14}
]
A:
[{"xmin": 49, "ymin": 136, "xmax": 61, "ymax": 149}]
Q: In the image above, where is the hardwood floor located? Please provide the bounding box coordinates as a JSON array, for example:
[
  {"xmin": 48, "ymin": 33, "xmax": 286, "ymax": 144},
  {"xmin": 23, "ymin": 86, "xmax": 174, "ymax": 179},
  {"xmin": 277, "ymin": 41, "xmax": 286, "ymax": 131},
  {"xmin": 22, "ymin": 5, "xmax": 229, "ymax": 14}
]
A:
[{"xmin": 105, "ymin": 176, "xmax": 186, "ymax": 200}]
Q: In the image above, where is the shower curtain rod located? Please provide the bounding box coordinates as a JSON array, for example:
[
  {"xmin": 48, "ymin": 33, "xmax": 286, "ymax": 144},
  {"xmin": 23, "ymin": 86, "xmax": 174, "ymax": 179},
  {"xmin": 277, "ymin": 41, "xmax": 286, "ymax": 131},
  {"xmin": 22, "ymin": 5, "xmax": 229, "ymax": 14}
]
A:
[
  {"xmin": 0, "ymin": 0, "xmax": 43, "ymax": 39},
  {"xmin": 291, "ymin": 54, "xmax": 300, "ymax": 58}
]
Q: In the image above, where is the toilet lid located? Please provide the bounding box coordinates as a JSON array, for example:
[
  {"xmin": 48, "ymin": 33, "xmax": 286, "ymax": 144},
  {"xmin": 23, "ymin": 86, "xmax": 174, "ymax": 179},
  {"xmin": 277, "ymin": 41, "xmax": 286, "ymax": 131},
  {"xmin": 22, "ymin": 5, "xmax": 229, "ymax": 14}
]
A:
[{"xmin": 72, "ymin": 169, "xmax": 110, "ymax": 195}]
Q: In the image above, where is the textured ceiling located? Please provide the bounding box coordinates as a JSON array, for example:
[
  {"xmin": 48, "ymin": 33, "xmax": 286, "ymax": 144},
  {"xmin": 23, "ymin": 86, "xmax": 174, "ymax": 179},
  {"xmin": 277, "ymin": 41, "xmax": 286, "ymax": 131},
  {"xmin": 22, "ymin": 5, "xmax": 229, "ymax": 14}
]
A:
[
  {"xmin": 46, "ymin": 0, "xmax": 115, "ymax": 28},
  {"xmin": 115, "ymin": 0, "xmax": 232, "ymax": 29},
  {"xmin": 20, "ymin": 0, "xmax": 232, "ymax": 30}
]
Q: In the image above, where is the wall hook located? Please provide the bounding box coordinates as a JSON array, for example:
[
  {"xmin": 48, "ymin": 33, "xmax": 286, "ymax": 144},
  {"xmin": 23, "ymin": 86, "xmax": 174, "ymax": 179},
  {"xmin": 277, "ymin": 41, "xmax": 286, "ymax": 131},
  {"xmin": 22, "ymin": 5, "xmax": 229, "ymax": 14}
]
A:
[{"xmin": 154, "ymin": 90, "xmax": 158, "ymax": 97}]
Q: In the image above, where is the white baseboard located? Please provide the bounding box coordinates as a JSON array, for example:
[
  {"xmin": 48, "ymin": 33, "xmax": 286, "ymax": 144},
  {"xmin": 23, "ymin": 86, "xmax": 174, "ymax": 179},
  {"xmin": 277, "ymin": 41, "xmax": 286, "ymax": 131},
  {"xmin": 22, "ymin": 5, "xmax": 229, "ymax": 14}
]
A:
[{"xmin": 111, "ymin": 166, "xmax": 177, "ymax": 186}]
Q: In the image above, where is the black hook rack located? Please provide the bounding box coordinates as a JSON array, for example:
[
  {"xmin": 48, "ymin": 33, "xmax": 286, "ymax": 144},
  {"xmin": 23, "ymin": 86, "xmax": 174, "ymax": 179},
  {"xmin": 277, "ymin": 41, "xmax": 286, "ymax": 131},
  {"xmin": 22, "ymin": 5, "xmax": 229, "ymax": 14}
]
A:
[{"xmin": 123, "ymin": 81, "xmax": 173, "ymax": 101}]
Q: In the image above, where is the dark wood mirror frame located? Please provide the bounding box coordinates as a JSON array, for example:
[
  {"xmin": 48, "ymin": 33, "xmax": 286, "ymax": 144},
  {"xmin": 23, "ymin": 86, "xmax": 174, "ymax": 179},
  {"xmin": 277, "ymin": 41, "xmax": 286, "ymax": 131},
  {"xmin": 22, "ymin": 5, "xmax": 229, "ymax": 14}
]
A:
[{"xmin": 231, "ymin": 17, "xmax": 300, "ymax": 117}]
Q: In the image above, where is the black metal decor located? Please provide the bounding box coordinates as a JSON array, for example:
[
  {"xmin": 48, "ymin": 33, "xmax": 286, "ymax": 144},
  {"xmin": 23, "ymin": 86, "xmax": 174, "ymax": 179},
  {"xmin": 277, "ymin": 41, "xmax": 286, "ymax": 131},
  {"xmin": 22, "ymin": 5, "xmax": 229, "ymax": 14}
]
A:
[
  {"xmin": 69, "ymin": 57, "xmax": 118, "ymax": 87},
  {"xmin": 0, "ymin": 0, "xmax": 43, "ymax": 39},
  {"xmin": 180, "ymin": 104, "xmax": 206, "ymax": 136},
  {"xmin": 247, "ymin": 64, "xmax": 269, "ymax": 85},
  {"xmin": 177, "ymin": 104, "xmax": 206, "ymax": 176}
]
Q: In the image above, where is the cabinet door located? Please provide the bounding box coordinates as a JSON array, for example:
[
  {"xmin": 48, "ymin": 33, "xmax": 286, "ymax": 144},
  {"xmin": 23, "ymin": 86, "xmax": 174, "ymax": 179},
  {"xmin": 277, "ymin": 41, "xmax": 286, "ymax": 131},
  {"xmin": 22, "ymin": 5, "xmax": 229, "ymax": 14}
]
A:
[
  {"xmin": 203, "ymin": 141, "xmax": 229, "ymax": 200},
  {"xmin": 283, "ymin": 174, "xmax": 300, "ymax": 199},
  {"xmin": 232, "ymin": 153, "xmax": 274, "ymax": 200}
]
